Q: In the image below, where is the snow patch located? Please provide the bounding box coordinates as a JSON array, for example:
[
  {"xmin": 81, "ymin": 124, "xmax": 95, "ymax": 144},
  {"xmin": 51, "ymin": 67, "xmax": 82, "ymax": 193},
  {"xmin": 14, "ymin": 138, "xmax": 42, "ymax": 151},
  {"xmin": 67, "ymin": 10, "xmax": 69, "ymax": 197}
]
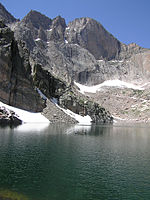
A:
[
  {"xmin": 36, "ymin": 88, "xmax": 47, "ymax": 100},
  {"xmin": 47, "ymin": 28, "xmax": 52, "ymax": 31},
  {"xmin": 63, "ymin": 109, "xmax": 92, "ymax": 125},
  {"xmin": 0, "ymin": 101, "xmax": 50, "ymax": 124},
  {"xmin": 109, "ymin": 60, "xmax": 123, "ymax": 63},
  {"xmin": 35, "ymin": 38, "xmax": 41, "ymax": 42},
  {"xmin": 51, "ymin": 99, "xmax": 92, "ymax": 125},
  {"xmin": 74, "ymin": 80, "xmax": 144, "ymax": 94}
]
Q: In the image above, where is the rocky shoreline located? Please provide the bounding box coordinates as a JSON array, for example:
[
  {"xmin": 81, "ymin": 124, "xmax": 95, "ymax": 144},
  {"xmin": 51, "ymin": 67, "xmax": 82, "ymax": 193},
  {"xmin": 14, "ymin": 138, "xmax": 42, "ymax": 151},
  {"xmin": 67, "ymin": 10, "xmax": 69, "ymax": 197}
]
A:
[{"xmin": 0, "ymin": 106, "xmax": 22, "ymax": 127}]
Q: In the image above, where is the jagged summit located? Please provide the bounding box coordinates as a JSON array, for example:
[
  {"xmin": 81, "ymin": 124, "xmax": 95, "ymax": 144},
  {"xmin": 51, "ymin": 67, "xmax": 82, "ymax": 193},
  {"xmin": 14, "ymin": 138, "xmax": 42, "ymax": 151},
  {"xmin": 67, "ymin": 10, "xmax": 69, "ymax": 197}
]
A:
[
  {"xmin": 0, "ymin": 3, "xmax": 17, "ymax": 24},
  {"xmin": 65, "ymin": 17, "xmax": 121, "ymax": 60},
  {"xmin": 0, "ymin": 3, "xmax": 150, "ymax": 123},
  {"xmin": 22, "ymin": 10, "xmax": 52, "ymax": 30}
]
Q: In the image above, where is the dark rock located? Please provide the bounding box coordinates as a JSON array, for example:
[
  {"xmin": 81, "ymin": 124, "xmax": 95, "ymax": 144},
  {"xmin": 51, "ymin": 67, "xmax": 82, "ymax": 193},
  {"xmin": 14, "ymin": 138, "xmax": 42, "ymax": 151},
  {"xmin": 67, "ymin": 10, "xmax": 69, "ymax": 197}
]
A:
[
  {"xmin": 59, "ymin": 88, "xmax": 113, "ymax": 124},
  {"xmin": 32, "ymin": 63, "xmax": 67, "ymax": 99},
  {"xmin": 0, "ymin": 106, "xmax": 22, "ymax": 127},
  {"xmin": 0, "ymin": 21, "xmax": 45, "ymax": 112},
  {"xmin": 0, "ymin": 3, "xmax": 17, "ymax": 24}
]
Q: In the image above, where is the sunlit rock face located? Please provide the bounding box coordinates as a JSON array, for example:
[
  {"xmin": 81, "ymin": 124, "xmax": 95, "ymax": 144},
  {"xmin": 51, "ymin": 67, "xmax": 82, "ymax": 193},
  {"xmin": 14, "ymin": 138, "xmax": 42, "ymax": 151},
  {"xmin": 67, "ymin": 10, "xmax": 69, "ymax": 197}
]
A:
[
  {"xmin": 0, "ymin": 21, "xmax": 45, "ymax": 112},
  {"xmin": 65, "ymin": 17, "xmax": 121, "ymax": 60},
  {"xmin": 1, "ymin": 3, "xmax": 150, "ymax": 123},
  {"xmin": 0, "ymin": 3, "xmax": 17, "ymax": 24}
]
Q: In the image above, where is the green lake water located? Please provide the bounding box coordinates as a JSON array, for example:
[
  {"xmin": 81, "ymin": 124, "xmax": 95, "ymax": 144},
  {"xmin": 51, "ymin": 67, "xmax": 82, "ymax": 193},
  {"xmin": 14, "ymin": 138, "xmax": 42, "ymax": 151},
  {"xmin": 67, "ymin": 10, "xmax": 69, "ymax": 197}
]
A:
[{"xmin": 0, "ymin": 123, "xmax": 150, "ymax": 200}]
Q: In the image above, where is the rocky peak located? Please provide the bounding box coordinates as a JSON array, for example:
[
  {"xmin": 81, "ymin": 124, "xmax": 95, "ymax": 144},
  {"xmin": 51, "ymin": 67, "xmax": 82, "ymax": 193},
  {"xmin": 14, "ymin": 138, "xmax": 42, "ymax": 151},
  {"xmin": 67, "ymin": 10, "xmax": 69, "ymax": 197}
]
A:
[
  {"xmin": 48, "ymin": 16, "xmax": 66, "ymax": 42},
  {"xmin": 0, "ymin": 22, "xmax": 45, "ymax": 112},
  {"xmin": 52, "ymin": 16, "xmax": 66, "ymax": 28},
  {"xmin": 65, "ymin": 17, "xmax": 121, "ymax": 60},
  {"xmin": 22, "ymin": 10, "xmax": 52, "ymax": 30},
  {"xmin": 0, "ymin": 3, "xmax": 17, "ymax": 24}
]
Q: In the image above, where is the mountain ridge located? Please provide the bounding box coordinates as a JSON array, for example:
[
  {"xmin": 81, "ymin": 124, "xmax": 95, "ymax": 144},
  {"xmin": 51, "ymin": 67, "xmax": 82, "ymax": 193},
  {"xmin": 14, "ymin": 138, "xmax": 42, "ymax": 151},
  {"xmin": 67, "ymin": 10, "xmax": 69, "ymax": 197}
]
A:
[{"xmin": 0, "ymin": 3, "xmax": 150, "ymax": 123}]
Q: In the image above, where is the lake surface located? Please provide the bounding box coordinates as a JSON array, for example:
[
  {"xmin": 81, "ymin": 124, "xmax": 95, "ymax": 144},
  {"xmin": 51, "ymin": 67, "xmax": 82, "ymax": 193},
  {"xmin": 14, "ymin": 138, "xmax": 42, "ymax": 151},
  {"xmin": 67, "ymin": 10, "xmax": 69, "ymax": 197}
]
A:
[{"xmin": 0, "ymin": 123, "xmax": 150, "ymax": 200}]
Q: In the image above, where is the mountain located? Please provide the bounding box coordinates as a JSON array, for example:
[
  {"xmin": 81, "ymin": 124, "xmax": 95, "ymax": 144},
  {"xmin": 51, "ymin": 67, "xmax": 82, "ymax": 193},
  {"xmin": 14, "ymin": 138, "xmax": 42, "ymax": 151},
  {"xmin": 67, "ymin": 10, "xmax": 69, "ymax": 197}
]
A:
[
  {"xmin": 0, "ymin": 3, "xmax": 150, "ymax": 123},
  {"xmin": 0, "ymin": 3, "xmax": 17, "ymax": 24},
  {"xmin": 0, "ymin": 21, "xmax": 44, "ymax": 112},
  {"xmin": 11, "ymin": 10, "xmax": 150, "ymax": 86},
  {"xmin": 65, "ymin": 17, "xmax": 121, "ymax": 60}
]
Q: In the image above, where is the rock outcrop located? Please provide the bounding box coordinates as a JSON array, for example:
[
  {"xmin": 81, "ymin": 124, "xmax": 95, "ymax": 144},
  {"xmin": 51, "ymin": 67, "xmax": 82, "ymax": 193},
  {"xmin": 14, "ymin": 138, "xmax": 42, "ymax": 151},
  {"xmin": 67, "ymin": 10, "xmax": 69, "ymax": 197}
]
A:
[
  {"xmin": 1, "ymin": 3, "xmax": 150, "ymax": 123},
  {"xmin": 0, "ymin": 21, "xmax": 45, "ymax": 112},
  {"xmin": 65, "ymin": 17, "xmax": 121, "ymax": 60},
  {"xmin": 0, "ymin": 3, "xmax": 17, "ymax": 24},
  {"xmin": 59, "ymin": 87, "xmax": 113, "ymax": 123},
  {"xmin": 0, "ymin": 106, "xmax": 22, "ymax": 127}
]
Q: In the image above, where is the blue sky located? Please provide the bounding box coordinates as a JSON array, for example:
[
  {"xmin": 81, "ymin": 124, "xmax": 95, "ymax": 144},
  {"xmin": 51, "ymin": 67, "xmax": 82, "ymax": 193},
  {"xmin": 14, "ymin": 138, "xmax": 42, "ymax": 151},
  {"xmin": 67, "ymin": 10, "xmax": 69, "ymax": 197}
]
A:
[{"xmin": 1, "ymin": 0, "xmax": 150, "ymax": 48}]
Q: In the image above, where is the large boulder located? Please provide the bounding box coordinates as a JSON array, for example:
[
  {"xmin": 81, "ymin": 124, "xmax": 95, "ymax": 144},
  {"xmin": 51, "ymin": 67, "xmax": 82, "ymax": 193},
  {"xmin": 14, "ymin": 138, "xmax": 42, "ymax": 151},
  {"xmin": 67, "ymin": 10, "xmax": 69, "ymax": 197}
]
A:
[{"xmin": 0, "ymin": 106, "xmax": 22, "ymax": 127}]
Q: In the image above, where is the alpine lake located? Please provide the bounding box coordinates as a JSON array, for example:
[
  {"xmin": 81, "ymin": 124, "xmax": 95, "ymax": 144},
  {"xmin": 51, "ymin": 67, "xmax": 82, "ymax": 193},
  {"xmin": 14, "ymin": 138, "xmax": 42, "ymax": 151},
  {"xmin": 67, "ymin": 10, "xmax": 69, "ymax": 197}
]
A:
[{"xmin": 0, "ymin": 122, "xmax": 150, "ymax": 200}]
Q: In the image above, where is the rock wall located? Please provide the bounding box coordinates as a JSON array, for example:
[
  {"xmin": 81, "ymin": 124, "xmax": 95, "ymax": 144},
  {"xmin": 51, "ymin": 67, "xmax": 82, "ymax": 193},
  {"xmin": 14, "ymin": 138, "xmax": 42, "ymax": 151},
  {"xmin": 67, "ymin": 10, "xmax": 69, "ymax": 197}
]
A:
[
  {"xmin": 59, "ymin": 88, "xmax": 113, "ymax": 123},
  {"xmin": 65, "ymin": 17, "xmax": 121, "ymax": 60},
  {"xmin": 0, "ymin": 21, "xmax": 45, "ymax": 112},
  {"xmin": 32, "ymin": 63, "xmax": 67, "ymax": 99}
]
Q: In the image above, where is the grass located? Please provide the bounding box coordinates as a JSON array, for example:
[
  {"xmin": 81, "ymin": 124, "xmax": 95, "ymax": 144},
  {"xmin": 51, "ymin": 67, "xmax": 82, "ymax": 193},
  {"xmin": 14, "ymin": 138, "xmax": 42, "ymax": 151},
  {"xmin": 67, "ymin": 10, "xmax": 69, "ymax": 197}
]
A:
[{"xmin": 0, "ymin": 189, "xmax": 30, "ymax": 200}]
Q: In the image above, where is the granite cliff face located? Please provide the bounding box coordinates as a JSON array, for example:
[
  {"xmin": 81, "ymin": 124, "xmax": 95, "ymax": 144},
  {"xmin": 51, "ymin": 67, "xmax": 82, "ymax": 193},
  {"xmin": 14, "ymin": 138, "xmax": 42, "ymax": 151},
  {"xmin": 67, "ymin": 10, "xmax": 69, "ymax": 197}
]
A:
[
  {"xmin": 0, "ymin": 21, "xmax": 45, "ymax": 112},
  {"xmin": 10, "ymin": 11, "xmax": 150, "ymax": 86},
  {"xmin": 0, "ymin": 3, "xmax": 17, "ymax": 24},
  {"xmin": 65, "ymin": 17, "xmax": 121, "ymax": 60},
  {"xmin": 0, "ymin": 3, "xmax": 150, "ymax": 123}
]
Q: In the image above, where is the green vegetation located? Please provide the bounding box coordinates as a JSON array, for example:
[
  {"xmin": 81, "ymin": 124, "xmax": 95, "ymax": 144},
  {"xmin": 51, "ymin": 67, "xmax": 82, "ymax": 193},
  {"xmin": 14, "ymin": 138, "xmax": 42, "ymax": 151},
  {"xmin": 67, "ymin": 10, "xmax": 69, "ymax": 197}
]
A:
[
  {"xmin": 0, "ymin": 189, "xmax": 30, "ymax": 200},
  {"xmin": 132, "ymin": 89, "xmax": 144, "ymax": 96}
]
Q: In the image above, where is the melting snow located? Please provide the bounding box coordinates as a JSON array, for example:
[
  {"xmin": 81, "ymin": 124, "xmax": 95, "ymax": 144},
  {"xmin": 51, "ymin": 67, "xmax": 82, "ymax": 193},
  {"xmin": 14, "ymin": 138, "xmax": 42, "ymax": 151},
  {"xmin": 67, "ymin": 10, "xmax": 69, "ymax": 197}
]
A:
[
  {"xmin": 65, "ymin": 40, "xmax": 68, "ymax": 44},
  {"xmin": 35, "ymin": 38, "xmax": 41, "ymax": 42},
  {"xmin": 47, "ymin": 28, "xmax": 52, "ymax": 31},
  {"xmin": 51, "ymin": 99, "xmax": 92, "ymax": 125},
  {"xmin": 0, "ymin": 101, "xmax": 49, "ymax": 124},
  {"xmin": 36, "ymin": 88, "xmax": 47, "ymax": 100},
  {"xmin": 74, "ymin": 80, "xmax": 144, "ymax": 94}
]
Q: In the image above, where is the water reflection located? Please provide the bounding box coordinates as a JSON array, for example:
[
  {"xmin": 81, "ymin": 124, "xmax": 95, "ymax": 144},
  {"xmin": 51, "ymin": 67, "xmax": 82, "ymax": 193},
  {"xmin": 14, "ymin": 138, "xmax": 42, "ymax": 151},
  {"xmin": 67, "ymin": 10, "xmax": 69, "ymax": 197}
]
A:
[
  {"xmin": 0, "ymin": 123, "xmax": 150, "ymax": 200},
  {"xmin": 66, "ymin": 124, "xmax": 92, "ymax": 135},
  {"xmin": 14, "ymin": 123, "xmax": 50, "ymax": 132}
]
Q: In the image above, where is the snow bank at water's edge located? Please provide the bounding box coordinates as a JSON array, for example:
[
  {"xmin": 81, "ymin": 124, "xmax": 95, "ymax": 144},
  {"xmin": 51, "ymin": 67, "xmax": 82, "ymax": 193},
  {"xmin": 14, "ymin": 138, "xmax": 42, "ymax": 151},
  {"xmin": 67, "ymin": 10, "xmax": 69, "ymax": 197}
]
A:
[{"xmin": 0, "ymin": 101, "xmax": 49, "ymax": 123}]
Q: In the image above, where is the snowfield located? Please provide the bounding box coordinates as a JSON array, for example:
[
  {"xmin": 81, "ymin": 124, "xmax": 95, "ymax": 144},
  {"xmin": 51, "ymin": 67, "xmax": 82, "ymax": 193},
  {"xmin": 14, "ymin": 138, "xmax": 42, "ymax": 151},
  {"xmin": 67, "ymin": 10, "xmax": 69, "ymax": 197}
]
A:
[
  {"xmin": 51, "ymin": 98, "xmax": 92, "ymax": 125},
  {"xmin": 0, "ymin": 101, "xmax": 49, "ymax": 123},
  {"xmin": 0, "ymin": 98, "xmax": 92, "ymax": 126},
  {"xmin": 74, "ymin": 80, "xmax": 144, "ymax": 94}
]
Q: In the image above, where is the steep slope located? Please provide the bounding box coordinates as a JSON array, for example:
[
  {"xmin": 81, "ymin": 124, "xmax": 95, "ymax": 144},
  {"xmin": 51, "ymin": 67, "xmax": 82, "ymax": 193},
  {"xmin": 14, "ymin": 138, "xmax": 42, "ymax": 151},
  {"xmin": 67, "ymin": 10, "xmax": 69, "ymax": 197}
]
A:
[
  {"xmin": 65, "ymin": 17, "xmax": 121, "ymax": 60},
  {"xmin": 0, "ymin": 21, "xmax": 45, "ymax": 112},
  {"xmin": 0, "ymin": 3, "xmax": 17, "ymax": 24},
  {"xmin": 1, "ymin": 3, "xmax": 150, "ymax": 123},
  {"xmin": 12, "ymin": 11, "xmax": 150, "ymax": 86}
]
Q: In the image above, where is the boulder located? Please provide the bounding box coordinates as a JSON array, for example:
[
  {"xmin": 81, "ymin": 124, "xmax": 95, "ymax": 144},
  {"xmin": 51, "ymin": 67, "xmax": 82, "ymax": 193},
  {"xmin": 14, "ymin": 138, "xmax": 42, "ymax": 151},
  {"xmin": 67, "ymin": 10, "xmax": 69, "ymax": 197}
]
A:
[{"xmin": 0, "ymin": 106, "xmax": 22, "ymax": 127}]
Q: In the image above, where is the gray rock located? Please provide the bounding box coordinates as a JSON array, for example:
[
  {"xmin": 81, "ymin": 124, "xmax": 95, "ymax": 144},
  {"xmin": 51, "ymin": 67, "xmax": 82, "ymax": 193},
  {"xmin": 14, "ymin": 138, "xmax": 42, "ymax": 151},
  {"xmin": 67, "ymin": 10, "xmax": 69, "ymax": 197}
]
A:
[
  {"xmin": 0, "ymin": 21, "xmax": 45, "ymax": 112},
  {"xmin": 65, "ymin": 17, "xmax": 121, "ymax": 60},
  {"xmin": 0, "ymin": 106, "xmax": 22, "ymax": 127},
  {"xmin": 0, "ymin": 3, "xmax": 17, "ymax": 24}
]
